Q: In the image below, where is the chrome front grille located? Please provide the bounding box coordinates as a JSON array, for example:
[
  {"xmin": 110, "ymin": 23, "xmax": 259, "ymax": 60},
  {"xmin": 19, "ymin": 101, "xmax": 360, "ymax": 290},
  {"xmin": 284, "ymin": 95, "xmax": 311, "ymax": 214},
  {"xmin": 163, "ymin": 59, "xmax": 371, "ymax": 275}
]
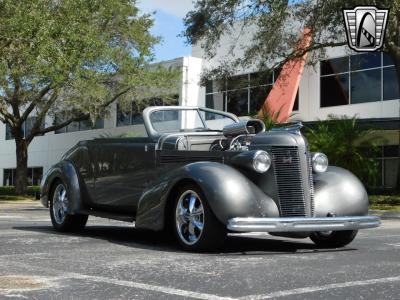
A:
[
  {"xmin": 271, "ymin": 146, "xmax": 307, "ymax": 217},
  {"xmin": 307, "ymin": 152, "xmax": 315, "ymax": 216}
]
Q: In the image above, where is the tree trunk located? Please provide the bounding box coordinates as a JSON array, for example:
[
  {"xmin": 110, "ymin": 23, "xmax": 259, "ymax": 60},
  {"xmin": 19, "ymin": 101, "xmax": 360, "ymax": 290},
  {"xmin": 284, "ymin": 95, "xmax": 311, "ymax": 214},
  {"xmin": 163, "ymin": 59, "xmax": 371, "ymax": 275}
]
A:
[{"xmin": 15, "ymin": 139, "xmax": 28, "ymax": 195}]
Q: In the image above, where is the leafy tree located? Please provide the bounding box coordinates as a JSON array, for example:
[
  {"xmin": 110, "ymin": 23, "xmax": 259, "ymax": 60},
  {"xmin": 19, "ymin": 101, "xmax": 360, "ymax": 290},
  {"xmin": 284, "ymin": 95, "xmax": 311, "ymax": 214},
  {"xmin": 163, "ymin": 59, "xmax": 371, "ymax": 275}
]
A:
[
  {"xmin": 184, "ymin": 0, "xmax": 400, "ymax": 89},
  {"xmin": 305, "ymin": 115, "xmax": 383, "ymax": 186},
  {"xmin": 0, "ymin": 0, "xmax": 178, "ymax": 194}
]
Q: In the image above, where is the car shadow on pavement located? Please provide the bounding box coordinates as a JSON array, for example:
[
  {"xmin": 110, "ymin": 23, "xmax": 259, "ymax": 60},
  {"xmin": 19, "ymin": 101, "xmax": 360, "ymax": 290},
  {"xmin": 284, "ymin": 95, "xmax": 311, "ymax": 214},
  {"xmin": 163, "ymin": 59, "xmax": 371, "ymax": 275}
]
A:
[{"xmin": 13, "ymin": 225, "xmax": 357, "ymax": 255}]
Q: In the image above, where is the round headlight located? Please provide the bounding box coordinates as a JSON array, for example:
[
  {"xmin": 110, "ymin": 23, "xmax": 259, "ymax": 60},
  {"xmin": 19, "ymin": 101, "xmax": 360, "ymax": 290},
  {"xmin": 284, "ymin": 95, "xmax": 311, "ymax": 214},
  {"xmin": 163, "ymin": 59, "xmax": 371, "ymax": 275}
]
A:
[
  {"xmin": 253, "ymin": 151, "xmax": 271, "ymax": 173},
  {"xmin": 312, "ymin": 152, "xmax": 328, "ymax": 173}
]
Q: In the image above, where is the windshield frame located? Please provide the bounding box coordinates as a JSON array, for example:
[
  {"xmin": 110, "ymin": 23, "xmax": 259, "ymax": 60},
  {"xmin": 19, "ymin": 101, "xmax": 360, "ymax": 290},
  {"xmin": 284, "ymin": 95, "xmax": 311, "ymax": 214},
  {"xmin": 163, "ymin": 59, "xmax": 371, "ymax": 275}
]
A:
[{"xmin": 143, "ymin": 106, "xmax": 239, "ymax": 141}]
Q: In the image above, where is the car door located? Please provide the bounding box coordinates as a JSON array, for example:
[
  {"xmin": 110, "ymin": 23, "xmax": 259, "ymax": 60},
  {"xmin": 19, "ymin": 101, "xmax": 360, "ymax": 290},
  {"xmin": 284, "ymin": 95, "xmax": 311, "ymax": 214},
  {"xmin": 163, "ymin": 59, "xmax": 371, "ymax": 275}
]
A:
[{"xmin": 92, "ymin": 138, "xmax": 156, "ymax": 213}]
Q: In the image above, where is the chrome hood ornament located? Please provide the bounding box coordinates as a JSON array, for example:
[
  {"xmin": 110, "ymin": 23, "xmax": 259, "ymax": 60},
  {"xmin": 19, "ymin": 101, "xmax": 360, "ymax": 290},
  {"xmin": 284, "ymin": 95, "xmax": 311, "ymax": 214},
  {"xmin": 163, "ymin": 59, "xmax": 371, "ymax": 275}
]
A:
[{"xmin": 270, "ymin": 122, "xmax": 303, "ymax": 135}]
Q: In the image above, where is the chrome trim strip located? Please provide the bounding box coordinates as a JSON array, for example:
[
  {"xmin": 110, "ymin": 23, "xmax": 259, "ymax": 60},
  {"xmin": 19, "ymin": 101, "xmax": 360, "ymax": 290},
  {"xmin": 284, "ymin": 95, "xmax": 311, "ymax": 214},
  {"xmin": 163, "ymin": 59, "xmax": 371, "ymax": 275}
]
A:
[{"xmin": 227, "ymin": 216, "xmax": 381, "ymax": 232}]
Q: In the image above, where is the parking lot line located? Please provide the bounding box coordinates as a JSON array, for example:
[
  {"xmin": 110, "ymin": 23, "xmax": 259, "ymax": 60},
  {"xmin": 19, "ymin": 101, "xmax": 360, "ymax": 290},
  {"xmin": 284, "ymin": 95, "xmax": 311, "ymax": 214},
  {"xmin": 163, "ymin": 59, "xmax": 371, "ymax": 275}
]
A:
[
  {"xmin": 0, "ymin": 259, "xmax": 237, "ymax": 300},
  {"xmin": 240, "ymin": 275, "xmax": 400, "ymax": 299},
  {"xmin": 64, "ymin": 273, "xmax": 238, "ymax": 300}
]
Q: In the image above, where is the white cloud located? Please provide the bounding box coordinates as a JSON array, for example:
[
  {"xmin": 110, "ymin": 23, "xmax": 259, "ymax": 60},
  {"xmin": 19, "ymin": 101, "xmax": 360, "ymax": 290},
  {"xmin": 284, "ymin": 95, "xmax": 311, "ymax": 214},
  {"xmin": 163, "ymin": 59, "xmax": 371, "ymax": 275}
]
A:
[{"xmin": 137, "ymin": 0, "xmax": 194, "ymax": 18}]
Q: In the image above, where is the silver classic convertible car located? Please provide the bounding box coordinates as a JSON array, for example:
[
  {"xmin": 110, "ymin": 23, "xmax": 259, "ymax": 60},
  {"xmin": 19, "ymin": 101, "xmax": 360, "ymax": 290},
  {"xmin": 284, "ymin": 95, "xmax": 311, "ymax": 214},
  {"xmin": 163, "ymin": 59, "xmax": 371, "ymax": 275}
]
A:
[{"xmin": 41, "ymin": 106, "xmax": 380, "ymax": 251}]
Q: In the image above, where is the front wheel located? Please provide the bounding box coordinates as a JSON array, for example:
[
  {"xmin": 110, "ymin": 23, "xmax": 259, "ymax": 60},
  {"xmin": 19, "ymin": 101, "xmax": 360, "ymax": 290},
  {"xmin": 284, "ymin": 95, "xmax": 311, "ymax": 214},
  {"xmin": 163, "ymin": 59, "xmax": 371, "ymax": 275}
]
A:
[
  {"xmin": 173, "ymin": 184, "xmax": 227, "ymax": 252},
  {"xmin": 310, "ymin": 230, "xmax": 358, "ymax": 248},
  {"xmin": 50, "ymin": 181, "xmax": 88, "ymax": 232}
]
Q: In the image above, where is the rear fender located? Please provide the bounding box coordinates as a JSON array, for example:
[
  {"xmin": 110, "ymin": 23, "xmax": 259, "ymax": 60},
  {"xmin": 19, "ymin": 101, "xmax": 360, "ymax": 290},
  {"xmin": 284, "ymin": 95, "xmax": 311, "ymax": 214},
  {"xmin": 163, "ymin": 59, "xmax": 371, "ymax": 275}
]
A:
[
  {"xmin": 135, "ymin": 161, "xmax": 279, "ymax": 231},
  {"xmin": 40, "ymin": 160, "xmax": 85, "ymax": 214}
]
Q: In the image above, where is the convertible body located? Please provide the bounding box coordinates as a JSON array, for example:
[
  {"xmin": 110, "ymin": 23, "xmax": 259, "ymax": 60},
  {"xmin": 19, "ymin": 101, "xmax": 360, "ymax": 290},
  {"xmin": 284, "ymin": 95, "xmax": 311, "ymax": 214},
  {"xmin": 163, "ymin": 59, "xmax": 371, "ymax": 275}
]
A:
[{"xmin": 41, "ymin": 106, "xmax": 380, "ymax": 251}]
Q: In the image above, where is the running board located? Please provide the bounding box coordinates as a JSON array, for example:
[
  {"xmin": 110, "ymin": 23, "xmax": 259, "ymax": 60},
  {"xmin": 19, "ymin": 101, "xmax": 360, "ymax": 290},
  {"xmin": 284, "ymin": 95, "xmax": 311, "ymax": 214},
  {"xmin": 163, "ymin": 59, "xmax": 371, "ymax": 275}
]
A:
[{"xmin": 80, "ymin": 209, "xmax": 135, "ymax": 223}]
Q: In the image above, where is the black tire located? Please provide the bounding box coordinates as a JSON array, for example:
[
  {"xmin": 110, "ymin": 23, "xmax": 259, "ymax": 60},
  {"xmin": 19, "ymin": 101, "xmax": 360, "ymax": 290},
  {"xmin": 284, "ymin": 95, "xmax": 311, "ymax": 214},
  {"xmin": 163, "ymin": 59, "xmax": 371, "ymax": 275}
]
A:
[
  {"xmin": 173, "ymin": 184, "xmax": 227, "ymax": 252},
  {"xmin": 310, "ymin": 230, "xmax": 358, "ymax": 248},
  {"xmin": 49, "ymin": 180, "xmax": 88, "ymax": 232}
]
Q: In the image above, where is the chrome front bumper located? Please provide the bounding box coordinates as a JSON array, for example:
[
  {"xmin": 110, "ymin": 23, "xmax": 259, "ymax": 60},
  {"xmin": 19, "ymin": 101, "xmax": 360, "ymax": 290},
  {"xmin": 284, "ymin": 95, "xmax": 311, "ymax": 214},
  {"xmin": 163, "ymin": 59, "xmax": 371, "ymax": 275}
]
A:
[{"xmin": 227, "ymin": 216, "xmax": 381, "ymax": 232}]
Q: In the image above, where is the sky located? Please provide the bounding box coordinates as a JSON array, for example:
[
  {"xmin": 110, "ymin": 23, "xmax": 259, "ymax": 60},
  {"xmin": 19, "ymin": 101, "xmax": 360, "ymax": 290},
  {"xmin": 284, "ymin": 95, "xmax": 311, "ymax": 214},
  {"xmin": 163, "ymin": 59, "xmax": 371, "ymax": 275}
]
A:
[{"xmin": 137, "ymin": 1, "xmax": 195, "ymax": 62}]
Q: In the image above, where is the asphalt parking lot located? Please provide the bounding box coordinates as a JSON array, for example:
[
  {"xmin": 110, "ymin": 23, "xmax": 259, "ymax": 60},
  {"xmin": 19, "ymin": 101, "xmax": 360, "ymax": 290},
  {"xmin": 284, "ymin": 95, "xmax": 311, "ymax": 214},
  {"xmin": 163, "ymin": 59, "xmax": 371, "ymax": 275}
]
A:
[{"xmin": 0, "ymin": 201, "xmax": 399, "ymax": 300}]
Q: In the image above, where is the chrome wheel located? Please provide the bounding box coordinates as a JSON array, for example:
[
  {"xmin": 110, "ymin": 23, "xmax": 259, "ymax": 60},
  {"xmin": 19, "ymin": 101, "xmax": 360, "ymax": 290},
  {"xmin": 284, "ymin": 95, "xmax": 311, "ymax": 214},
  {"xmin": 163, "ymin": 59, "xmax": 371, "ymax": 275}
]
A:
[
  {"xmin": 52, "ymin": 184, "xmax": 68, "ymax": 224},
  {"xmin": 175, "ymin": 190, "xmax": 205, "ymax": 245}
]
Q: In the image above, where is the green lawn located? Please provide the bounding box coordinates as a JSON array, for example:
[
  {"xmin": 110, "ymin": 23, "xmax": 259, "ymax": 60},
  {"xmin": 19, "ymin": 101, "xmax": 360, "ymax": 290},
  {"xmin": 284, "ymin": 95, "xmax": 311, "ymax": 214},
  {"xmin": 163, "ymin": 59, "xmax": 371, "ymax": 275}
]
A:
[{"xmin": 369, "ymin": 195, "xmax": 400, "ymax": 212}]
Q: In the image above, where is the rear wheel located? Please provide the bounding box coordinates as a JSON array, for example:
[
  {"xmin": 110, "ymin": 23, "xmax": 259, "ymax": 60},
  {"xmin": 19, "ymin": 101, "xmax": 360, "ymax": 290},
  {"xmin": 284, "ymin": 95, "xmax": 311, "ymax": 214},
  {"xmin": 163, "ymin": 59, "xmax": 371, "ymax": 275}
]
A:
[
  {"xmin": 310, "ymin": 230, "xmax": 358, "ymax": 248},
  {"xmin": 173, "ymin": 184, "xmax": 226, "ymax": 252},
  {"xmin": 50, "ymin": 181, "xmax": 88, "ymax": 232}
]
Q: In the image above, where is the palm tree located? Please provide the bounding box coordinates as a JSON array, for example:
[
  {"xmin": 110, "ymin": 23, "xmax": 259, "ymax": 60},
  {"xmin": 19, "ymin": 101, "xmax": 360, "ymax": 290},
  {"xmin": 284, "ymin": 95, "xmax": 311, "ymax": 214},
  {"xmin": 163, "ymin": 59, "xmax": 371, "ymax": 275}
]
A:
[
  {"xmin": 304, "ymin": 115, "xmax": 383, "ymax": 187},
  {"xmin": 256, "ymin": 104, "xmax": 297, "ymax": 130}
]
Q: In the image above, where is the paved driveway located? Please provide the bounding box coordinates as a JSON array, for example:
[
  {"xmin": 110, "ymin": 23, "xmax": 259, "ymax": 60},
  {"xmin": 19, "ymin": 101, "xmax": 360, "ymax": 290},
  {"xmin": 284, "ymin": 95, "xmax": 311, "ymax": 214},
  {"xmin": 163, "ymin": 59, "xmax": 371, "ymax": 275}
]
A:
[{"xmin": 0, "ymin": 201, "xmax": 399, "ymax": 299}]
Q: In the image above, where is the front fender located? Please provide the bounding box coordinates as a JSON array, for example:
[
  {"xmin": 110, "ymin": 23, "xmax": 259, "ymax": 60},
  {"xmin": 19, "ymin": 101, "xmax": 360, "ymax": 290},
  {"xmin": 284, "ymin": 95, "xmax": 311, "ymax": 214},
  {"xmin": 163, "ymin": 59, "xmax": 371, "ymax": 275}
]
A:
[
  {"xmin": 135, "ymin": 161, "xmax": 279, "ymax": 231},
  {"xmin": 313, "ymin": 166, "xmax": 369, "ymax": 217},
  {"xmin": 40, "ymin": 160, "xmax": 84, "ymax": 214}
]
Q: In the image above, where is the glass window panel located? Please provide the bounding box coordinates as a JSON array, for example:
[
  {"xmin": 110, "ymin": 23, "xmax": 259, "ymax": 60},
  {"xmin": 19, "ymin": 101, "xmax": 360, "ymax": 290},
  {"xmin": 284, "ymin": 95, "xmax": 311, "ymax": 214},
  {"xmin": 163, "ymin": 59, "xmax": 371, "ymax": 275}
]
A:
[
  {"xmin": 227, "ymin": 74, "xmax": 249, "ymax": 90},
  {"xmin": 27, "ymin": 168, "xmax": 33, "ymax": 186},
  {"xmin": 293, "ymin": 90, "xmax": 299, "ymax": 111},
  {"xmin": 375, "ymin": 159, "xmax": 383, "ymax": 187},
  {"xmin": 25, "ymin": 118, "xmax": 34, "ymax": 137},
  {"xmin": 130, "ymin": 101, "xmax": 144, "ymax": 125},
  {"xmin": 54, "ymin": 115, "xmax": 67, "ymax": 134},
  {"xmin": 384, "ymin": 158, "xmax": 399, "ymax": 188},
  {"xmin": 227, "ymin": 90, "xmax": 249, "ymax": 116},
  {"xmin": 350, "ymin": 69, "xmax": 381, "ymax": 104},
  {"xmin": 131, "ymin": 113, "xmax": 144, "ymax": 125},
  {"xmin": 32, "ymin": 167, "xmax": 43, "ymax": 186},
  {"xmin": 383, "ymin": 53, "xmax": 395, "ymax": 66},
  {"xmin": 67, "ymin": 121, "xmax": 79, "ymax": 133},
  {"xmin": 24, "ymin": 117, "xmax": 44, "ymax": 137},
  {"xmin": 250, "ymin": 71, "xmax": 273, "ymax": 87},
  {"xmin": 250, "ymin": 85, "xmax": 271, "ymax": 114},
  {"xmin": 79, "ymin": 119, "xmax": 92, "ymax": 131},
  {"xmin": 12, "ymin": 169, "xmax": 15, "ymax": 186},
  {"xmin": 3, "ymin": 169, "xmax": 13, "ymax": 186},
  {"xmin": 199, "ymin": 110, "xmax": 236, "ymax": 131},
  {"xmin": 383, "ymin": 66, "xmax": 400, "ymax": 101},
  {"xmin": 5, "ymin": 124, "xmax": 13, "ymax": 140},
  {"xmin": 94, "ymin": 118, "xmax": 104, "ymax": 129},
  {"xmin": 54, "ymin": 128, "xmax": 65, "ymax": 134},
  {"xmin": 206, "ymin": 79, "xmax": 224, "ymax": 94},
  {"xmin": 320, "ymin": 74, "xmax": 350, "ymax": 107},
  {"xmin": 274, "ymin": 68, "xmax": 282, "ymax": 81},
  {"xmin": 150, "ymin": 110, "xmax": 204, "ymax": 133},
  {"xmin": 206, "ymin": 93, "xmax": 225, "ymax": 111},
  {"xmin": 116, "ymin": 104, "xmax": 131, "ymax": 127},
  {"xmin": 383, "ymin": 145, "xmax": 399, "ymax": 157},
  {"xmin": 320, "ymin": 57, "xmax": 349, "ymax": 75},
  {"xmin": 351, "ymin": 53, "xmax": 381, "ymax": 71}
]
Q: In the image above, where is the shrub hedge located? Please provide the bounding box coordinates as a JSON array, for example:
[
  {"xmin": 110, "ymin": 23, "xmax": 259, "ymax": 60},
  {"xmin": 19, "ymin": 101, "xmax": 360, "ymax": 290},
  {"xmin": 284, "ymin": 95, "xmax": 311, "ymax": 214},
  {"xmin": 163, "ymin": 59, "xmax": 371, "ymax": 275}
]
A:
[{"xmin": 0, "ymin": 186, "xmax": 40, "ymax": 197}]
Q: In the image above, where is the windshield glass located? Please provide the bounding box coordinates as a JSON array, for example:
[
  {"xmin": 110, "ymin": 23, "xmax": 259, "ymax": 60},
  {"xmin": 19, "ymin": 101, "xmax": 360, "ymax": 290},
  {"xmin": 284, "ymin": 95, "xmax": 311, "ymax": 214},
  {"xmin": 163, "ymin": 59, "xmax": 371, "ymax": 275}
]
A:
[
  {"xmin": 149, "ymin": 109, "xmax": 236, "ymax": 133},
  {"xmin": 199, "ymin": 110, "xmax": 236, "ymax": 131}
]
